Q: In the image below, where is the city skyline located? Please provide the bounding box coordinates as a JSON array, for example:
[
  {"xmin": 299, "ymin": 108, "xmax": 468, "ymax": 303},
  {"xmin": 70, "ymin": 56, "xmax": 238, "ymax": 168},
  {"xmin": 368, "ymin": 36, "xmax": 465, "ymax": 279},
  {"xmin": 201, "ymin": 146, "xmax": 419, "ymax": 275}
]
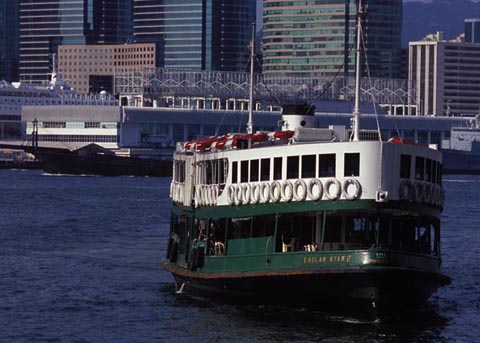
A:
[{"xmin": 1, "ymin": 0, "xmax": 480, "ymax": 84}]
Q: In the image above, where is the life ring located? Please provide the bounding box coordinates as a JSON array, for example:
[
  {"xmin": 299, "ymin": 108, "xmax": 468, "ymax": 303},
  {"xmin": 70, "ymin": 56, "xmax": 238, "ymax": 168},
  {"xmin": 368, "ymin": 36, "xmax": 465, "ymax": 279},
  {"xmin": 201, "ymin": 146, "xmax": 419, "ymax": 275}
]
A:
[
  {"xmin": 242, "ymin": 183, "xmax": 252, "ymax": 205},
  {"xmin": 194, "ymin": 186, "xmax": 201, "ymax": 207},
  {"xmin": 293, "ymin": 179, "xmax": 307, "ymax": 202},
  {"xmin": 250, "ymin": 183, "xmax": 261, "ymax": 204},
  {"xmin": 178, "ymin": 185, "xmax": 184, "ymax": 203},
  {"xmin": 169, "ymin": 182, "xmax": 174, "ymax": 199},
  {"xmin": 423, "ymin": 183, "xmax": 432, "ymax": 204},
  {"xmin": 307, "ymin": 178, "xmax": 323, "ymax": 202},
  {"xmin": 324, "ymin": 178, "xmax": 341, "ymax": 200},
  {"xmin": 260, "ymin": 182, "xmax": 270, "ymax": 203},
  {"xmin": 281, "ymin": 180, "xmax": 294, "ymax": 202},
  {"xmin": 399, "ymin": 180, "xmax": 413, "ymax": 201},
  {"xmin": 227, "ymin": 184, "xmax": 236, "ymax": 205},
  {"xmin": 211, "ymin": 185, "xmax": 217, "ymax": 206},
  {"xmin": 204, "ymin": 185, "xmax": 211, "ymax": 206},
  {"xmin": 235, "ymin": 184, "xmax": 243, "ymax": 206},
  {"xmin": 413, "ymin": 182, "xmax": 422, "ymax": 203},
  {"xmin": 342, "ymin": 178, "xmax": 362, "ymax": 200},
  {"xmin": 197, "ymin": 186, "xmax": 204, "ymax": 206},
  {"xmin": 270, "ymin": 181, "xmax": 282, "ymax": 203},
  {"xmin": 420, "ymin": 183, "xmax": 429, "ymax": 203}
]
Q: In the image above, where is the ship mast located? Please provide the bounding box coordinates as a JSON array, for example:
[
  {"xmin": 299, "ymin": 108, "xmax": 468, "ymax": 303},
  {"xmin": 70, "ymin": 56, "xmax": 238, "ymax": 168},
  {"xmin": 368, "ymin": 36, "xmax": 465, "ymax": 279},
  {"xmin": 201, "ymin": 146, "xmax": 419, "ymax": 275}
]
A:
[
  {"xmin": 247, "ymin": 23, "xmax": 256, "ymax": 135},
  {"xmin": 352, "ymin": 0, "xmax": 363, "ymax": 142}
]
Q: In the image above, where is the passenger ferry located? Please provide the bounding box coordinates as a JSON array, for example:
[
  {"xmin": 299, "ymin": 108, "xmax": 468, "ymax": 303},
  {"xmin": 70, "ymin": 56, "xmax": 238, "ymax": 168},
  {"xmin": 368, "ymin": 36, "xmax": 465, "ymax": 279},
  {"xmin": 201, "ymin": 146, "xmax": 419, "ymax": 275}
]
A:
[{"xmin": 162, "ymin": 3, "xmax": 451, "ymax": 319}]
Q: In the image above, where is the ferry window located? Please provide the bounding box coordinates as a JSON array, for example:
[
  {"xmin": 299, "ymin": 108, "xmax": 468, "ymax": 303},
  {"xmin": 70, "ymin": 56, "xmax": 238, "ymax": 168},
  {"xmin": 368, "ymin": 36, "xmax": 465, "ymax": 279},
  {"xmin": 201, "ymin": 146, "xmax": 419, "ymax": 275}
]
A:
[
  {"xmin": 179, "ymin": 161, "xmax": 185, "ymax": 182},
  {"xmin": 400, "ymin": 154, "xmax": 411, "ymax": 179},
  {"xmin": 323, "ymin": 215, "xmax": 342, "ymax": 249},
  {"xmin": 206, "ymin": 161, "xmax": 213, "ymax": 184},
  {"xmin": 319, "ymin": 154, "xmax": 335, "ymax": 177},
  {"xmin": 274, "ymin": 157, "xmax": 283, "ymax": 180},
  {"xmin": 228, "ymin": 217, "xmax": 252, "ymax": 239},
  {"xmin": 344, "ymin": 153, "xmax": 360, "ymax": 177},
  {"xmin": 232, "ymin": 161, "xmax": 238, "ymax": 183},
  {"xmin": 250, "ymin": 160, "xmax": 259, "ymax": 182},
  {"xmin": 302, "ymin": 155, "xmax": 316, "ymax": 178},
  {"xmin": 241, "ymin": 161, "xmax": 248, "ymax": 183},
  {"xmin": 261, "ymin": 158, "xmax": 270, "ymax": 181},
  {"xmin": 287, "ymin": 156, "xmax": 299, "ymax": 179},
  {"xmin": 251, "ymin": 215, "xmax": 275, "ymax": 238},
  {"xmin": 415, "ymin": 156, "xmax": 425, "ymax": 180},
  {"xmin": 426, "ymin": 159, "xmax": 433, "ymax": 182},
  {"xmin": 345, "ymin": 216, "xmax": 377, "ymax": 249},
  {"xmin": 219, "ymin": 159, "xmax": 227, "ymax": 185}
]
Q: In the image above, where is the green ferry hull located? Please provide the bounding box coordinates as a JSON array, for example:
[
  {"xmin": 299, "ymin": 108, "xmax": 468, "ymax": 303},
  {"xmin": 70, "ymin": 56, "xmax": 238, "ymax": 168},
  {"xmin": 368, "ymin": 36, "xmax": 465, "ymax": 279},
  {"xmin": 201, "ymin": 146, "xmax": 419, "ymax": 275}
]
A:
[{"xmin": 162, "ymin": 252, "xmax": 450, "ymax": 319}]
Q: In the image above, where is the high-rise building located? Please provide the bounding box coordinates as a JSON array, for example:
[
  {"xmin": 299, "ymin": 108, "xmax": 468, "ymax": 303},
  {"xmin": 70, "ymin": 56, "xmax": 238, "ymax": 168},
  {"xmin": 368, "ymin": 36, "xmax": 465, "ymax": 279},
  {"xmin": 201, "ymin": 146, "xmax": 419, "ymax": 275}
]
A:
[
  {"xmin": 19, "ymin": 0, "xmax": 133, "ymax": 82},
  {"xmin": 133, "ymin": 0, "xmax": 255, "ymax": 71},
  {"xmin": 262, "ymin": 0, "xmax": 403, "ymax": 79},
  {"xmin": 408, "ymin": 39, "xmax": 480, "ymax": 116},
  {"xmin": 57, "ymin": 43, "xmax": 155, "ymax": 94},
  {"xmin": 0, "ymin": 0, "xmax": 19, "ymax": 82},
  {"xmin": 465, "ymin": 19, "xmax": 480, "ymax": 43}
]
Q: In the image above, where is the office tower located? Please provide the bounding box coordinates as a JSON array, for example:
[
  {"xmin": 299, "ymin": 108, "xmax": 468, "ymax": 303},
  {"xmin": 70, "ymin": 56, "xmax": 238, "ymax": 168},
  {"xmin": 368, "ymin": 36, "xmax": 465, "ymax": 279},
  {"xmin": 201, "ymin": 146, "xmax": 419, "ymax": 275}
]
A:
[
  {"xmin": 57, "ymin": 43, "xmax": 155, "ymax": 94},
  {"xmin": 262, "ymin": 0, "xmax": 403, "ymax": 79},
  {"xmin": 0, "ymin": 0, "xmax": 19, "ymax": 82},
  {"xmin": 409, "ymin": 39, "xmax": 480, "ymax": 116},
  {"xmin": 133, "ymin": 0, "xmax": 256, "ymax": 71},
  {"xmin": 19, "ymin": 0, "xmax": 133, "ymax": 82},
  {"xmin": 465, "ymin": 19, "xmax": 480, "ymax": 43}
]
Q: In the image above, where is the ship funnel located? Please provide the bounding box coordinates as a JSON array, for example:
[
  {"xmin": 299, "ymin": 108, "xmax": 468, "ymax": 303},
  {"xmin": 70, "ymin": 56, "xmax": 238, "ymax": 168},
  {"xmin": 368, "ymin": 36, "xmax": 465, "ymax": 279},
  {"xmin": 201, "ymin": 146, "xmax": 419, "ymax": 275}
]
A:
[{"xmin": 280, "ymin": 104, "xmax": 315, "ymax": 131}]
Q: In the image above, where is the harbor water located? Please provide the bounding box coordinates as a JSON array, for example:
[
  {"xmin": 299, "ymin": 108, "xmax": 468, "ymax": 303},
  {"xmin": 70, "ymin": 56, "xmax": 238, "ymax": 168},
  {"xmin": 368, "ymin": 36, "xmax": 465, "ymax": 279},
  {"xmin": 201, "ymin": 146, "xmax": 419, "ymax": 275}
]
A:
[{"xmin": 1, "ymin": 169, "xmax": 479, "ymax": 342}]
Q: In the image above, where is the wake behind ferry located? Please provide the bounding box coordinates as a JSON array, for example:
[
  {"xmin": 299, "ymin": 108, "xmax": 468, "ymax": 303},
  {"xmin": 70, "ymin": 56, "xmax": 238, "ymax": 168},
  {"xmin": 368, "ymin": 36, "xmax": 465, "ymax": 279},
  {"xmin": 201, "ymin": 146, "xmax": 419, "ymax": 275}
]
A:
[{"xmin": 161, "ymin": 1, "xmax": 450, "ymax": 319}]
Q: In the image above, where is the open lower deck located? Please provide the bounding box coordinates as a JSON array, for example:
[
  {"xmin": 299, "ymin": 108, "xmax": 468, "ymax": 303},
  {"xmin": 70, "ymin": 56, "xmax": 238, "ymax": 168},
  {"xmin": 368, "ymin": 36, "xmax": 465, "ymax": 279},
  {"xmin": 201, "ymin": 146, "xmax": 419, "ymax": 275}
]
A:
[{"xmin": 166, "ymin": 205, "xmax": 444, "ymax": 276}]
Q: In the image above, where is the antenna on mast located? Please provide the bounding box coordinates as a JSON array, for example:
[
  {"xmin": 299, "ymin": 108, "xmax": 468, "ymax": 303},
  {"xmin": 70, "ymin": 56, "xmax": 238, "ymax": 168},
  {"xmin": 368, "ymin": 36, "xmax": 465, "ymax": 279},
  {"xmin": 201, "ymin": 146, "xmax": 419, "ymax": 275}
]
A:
[
  {"xmin": 352, "ymin": 0, "xmax": 364, "ymax": 142},
  {"xmin": 247, "ymin": 22, "xmax": 256, "ymax": 135}
]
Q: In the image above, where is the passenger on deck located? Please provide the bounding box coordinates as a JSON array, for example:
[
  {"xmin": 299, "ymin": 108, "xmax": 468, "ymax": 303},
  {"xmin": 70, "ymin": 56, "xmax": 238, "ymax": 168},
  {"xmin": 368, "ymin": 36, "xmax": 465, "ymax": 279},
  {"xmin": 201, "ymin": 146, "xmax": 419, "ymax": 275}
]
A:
[
  {"xmin": 198, "ymin": 221, "xmax": 207, "ymax": 240},
  {"xmin": 208, "ymin": 222, "xmax": 217, "ymax": 254}
]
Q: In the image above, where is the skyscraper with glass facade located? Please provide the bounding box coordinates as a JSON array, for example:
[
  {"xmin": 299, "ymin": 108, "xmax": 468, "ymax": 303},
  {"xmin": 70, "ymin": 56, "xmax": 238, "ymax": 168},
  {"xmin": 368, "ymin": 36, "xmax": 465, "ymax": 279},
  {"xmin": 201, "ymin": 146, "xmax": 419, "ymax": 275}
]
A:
[
  {"xmin": 0, "ymin": 0, "xmax": 19, "ymax": 82},
  {"xmin": 262, "ymin": 0, "xmax": 403, "ymax": 79},
  {"xmin": 19, "ymin": 0, "xmax": 133, "ymax": 82},
  {"xmin": 133, "ymin": 0, "xmax": 255, "ymax": 71}
]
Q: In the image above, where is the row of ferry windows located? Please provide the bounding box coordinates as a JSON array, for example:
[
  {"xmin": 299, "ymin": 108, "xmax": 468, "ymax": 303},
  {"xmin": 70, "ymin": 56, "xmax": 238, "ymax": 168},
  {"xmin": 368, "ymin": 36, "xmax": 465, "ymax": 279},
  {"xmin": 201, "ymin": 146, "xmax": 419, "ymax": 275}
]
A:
[
  {"xmin": 232, "ymin": 153, "xmax": 360, "ymax": 184},
  {"xmin": 400, "ymin": 154, "xmax": 442, "ymax": 184}
]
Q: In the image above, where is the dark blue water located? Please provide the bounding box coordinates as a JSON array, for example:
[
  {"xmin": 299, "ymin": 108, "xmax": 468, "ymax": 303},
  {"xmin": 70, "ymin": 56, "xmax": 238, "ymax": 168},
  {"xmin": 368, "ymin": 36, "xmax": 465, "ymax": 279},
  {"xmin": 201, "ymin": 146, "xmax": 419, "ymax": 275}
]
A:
[{"xmin": 1, "ymin": 169, "xmax": 479, "ymax": 342}]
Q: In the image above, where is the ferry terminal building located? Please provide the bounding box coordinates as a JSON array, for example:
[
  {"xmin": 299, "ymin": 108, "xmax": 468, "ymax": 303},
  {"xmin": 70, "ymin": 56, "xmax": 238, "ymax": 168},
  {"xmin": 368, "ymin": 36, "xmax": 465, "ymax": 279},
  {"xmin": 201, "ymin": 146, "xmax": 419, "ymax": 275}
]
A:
[{"xmin": 20, "ymin": 104, "xmax": 471, "ymax": 154}]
